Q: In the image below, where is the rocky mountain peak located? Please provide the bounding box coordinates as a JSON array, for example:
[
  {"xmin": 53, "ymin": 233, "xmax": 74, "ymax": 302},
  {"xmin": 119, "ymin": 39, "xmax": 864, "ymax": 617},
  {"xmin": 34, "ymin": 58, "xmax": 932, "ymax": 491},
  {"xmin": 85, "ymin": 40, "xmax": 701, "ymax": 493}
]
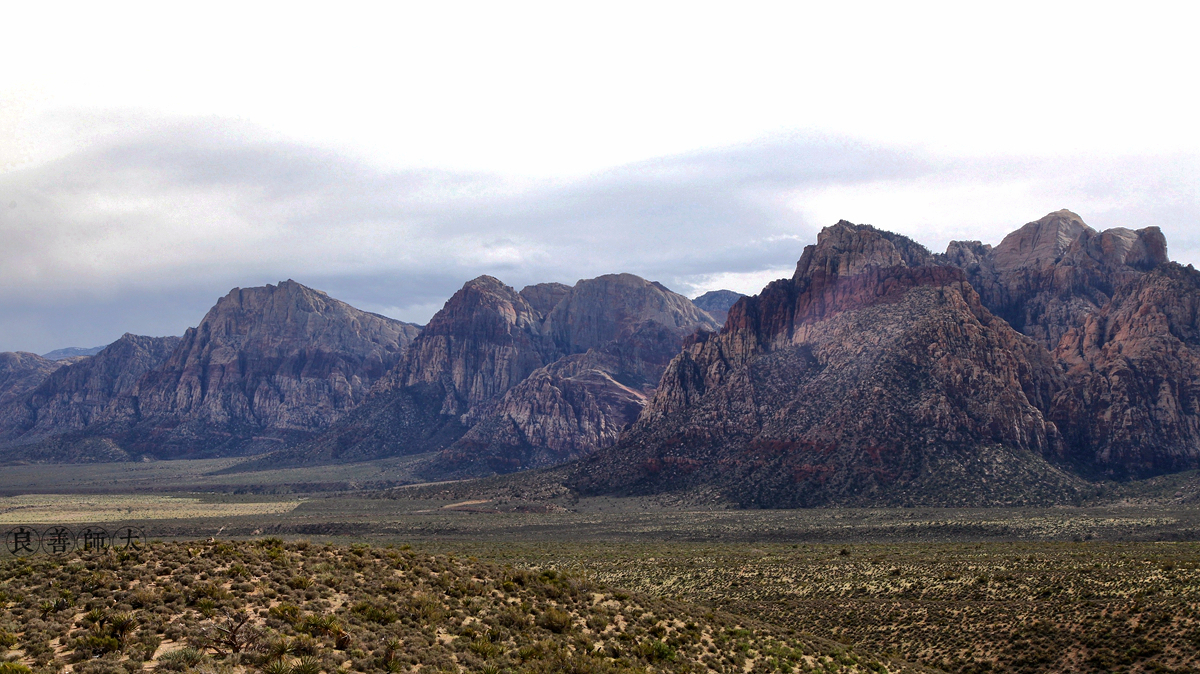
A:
[
  {"xmin": 421, "ymin": 276, "xmax": 543, "ymax": 341},
  {"xmin": 991, "ymin": 209, "xmax": 1094, "ymax": 271},
  {"xmin": 400, "ymin": 276, "xmax": 549, "ymax": 414},
  {"xmin": 546, "ymin": 273, "xmax": 719, "ymax": 354},
  {"xmin": 691, "ymin": 290, "xmax": 746, "ymax": 325},
  {"xmin": 519, "ymin": 282, "xmax": 572, "ymax": 317},
  {"xmin": 945, "ymin": 210, "xmax": 1172, "ymax": 350},
  {"xmin": 794, "ymin": 221, "xmax": 933, "ymax": 280}
]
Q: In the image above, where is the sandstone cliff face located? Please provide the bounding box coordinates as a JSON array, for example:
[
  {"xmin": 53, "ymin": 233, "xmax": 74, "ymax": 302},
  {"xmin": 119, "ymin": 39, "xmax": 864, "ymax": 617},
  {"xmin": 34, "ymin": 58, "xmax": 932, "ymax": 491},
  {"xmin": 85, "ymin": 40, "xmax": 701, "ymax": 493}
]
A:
[
  {"xmin": 288, "ymin": 273, "xmax": 719, "ymax": 473},
  {"xmin": 279, "ymin": 276, "xmax": 558, "ymax": 465},
  {"xmin": 946, "ymin": 209, "xmax": 1168, "ymax": 351},
  {"xmin": 0, "ymin": 352, "xmax": 63, "ymax": 412},
  {"xmin": 519, "ymin": 282, "xmax": 572, "ymax": 316},
  {"xmin": 5, "ymin": 334, "xmax": 182, "ymax": 438},
  {"xmin": 398, "ymin": 276, "xmax": 552, "ymax": 417},
  {"xmin": 0, "ymin": 280, "xmax": 422, "ymax": 461},
  {"xmin": 570, "ymin": 222, "xmax": 1087, "ymax": 506},
  {"xmin": 1051, "ymin": 263, "xmax": 1200, "ymax": 477},
  {"xmin": 120, "ymin": 280, "xmax": 419, "ymax": 456},
  {"xmin": 691, "ymin": 290, "xmax": 745, "ymax": 325},
  {"xmin": 943, "ymin": 210, "xmax": 1198, "ymax": 477},
  {"xmin": 431, "ymin": 276, "xmax": 719, "ymax": 474}
]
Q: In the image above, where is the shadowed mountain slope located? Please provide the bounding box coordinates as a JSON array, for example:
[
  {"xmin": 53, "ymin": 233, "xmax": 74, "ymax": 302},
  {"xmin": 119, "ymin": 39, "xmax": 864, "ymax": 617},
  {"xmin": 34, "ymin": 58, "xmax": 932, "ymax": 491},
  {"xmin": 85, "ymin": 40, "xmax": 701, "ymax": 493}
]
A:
[
  {"xmin": 275, "ymin": 273, "xmax": 718, "ymax": 472},
  {"xmin": 0, "ymin": 280, "xmax": 420, "ymax": 461},
  {"xmin": 943, "ymin": 210, "xmax": 1200, "ymax": 478},
  {"xmin": 568, "ymin": 221, "xmax": 1092, "ymax": 506},
  {"xmin": 0, "ymin": 352, "xmax": 65, "ymax": 410}
]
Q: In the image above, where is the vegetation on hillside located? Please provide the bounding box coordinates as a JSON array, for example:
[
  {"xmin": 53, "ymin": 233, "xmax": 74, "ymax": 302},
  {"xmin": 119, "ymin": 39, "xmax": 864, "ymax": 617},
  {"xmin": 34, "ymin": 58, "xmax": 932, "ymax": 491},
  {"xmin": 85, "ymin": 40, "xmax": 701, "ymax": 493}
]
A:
[{"xmin": 0, "ymin": 540, "xmax": 908, "ymax": 674}]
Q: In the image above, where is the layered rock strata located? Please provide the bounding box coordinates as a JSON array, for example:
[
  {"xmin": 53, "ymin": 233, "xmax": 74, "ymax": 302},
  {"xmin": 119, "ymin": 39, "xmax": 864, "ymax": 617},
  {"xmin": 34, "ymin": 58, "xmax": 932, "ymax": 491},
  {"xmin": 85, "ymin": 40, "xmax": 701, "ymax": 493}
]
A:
[
  {"xmin": 570, "ymin": 222, "xmax": 1089, "ymax": 506},
  {"xmin": 288, "ymin": 273, "xmax": 719, "ymax": 472},
  {"xmin": 0, "ymin": 280, "xmax": 420, "ymax": 460}
]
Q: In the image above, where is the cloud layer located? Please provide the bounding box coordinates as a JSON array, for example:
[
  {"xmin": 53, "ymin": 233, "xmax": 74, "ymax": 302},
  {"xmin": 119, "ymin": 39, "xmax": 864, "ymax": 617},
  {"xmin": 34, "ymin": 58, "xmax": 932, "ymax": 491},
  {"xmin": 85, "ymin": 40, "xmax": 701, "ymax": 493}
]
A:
[{"xmin": 1, "ymin": 114, "xmax": 1197, "ymax": 353}]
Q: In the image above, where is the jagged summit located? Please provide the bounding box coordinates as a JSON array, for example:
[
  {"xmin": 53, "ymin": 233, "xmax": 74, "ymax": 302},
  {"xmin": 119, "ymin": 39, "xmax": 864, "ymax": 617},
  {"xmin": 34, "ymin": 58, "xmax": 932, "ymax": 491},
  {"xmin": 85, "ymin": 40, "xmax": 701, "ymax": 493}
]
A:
[
  {"xmin": 3, "ymin": 210, "xmax": 1199, "ymax": 501},
  {"xmin": 794, "ymin": 221, "xmax": 933, "ymax": 280}
]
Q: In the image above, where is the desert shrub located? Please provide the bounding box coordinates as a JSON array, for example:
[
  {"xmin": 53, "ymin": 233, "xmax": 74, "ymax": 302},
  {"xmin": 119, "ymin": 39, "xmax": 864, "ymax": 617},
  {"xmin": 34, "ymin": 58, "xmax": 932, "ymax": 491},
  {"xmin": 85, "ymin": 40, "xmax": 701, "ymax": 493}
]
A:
[
  {"xmin": 291, "ymin": 655, "xmax": 321, "ymax": 674},
  {"xmin": 637, "ymin": 639, "xmax": 677, "ymax": 662},
  {"xmin": 301, "ymin": 614, "xmax": 342, "ymax": 636},
  {"xmin": 262, "ymin": 661, "xmax": 291, "ymax": 674},
  {"xmin": 155, "ymin": 646, "xmax": 207, "ymax": 672},
  {"xmin": 291, "ymin": 635, "xmax": 319, "ymax": 656},
  {"xmin": 129, "ymin": 589, "xmax": 160, "ymax": 609},
  {"xmin": 268, "ymin": 603, "xmax": 301, "ymax": 624},
  {"xmin": 72, "ymin": 634, "xmax": 121, "ymax": 658},
  {"xmin": 537, "ymin": 608, "xmax": 573, "ymax": 633},
  {"xmin": 74, "ymin": 660, "xmax": 128, "ymax": 674},
  {"xmin": 495, "ymin": 607, "xmax": 531, "ymax": 630},
  {"xmin": 286, "ymin": 576, "xmax": 313, "ymax": 590},
  {"xmin": 349, "ymin": 602, "xmax": 396, "ymax": 625},
  {"xmin": 0, "ymin": 664, "xmax": 32, "ymax": 674},
  {"xmin": 186, "ymin": 583, "xmax": 229, "ymax": 604}
]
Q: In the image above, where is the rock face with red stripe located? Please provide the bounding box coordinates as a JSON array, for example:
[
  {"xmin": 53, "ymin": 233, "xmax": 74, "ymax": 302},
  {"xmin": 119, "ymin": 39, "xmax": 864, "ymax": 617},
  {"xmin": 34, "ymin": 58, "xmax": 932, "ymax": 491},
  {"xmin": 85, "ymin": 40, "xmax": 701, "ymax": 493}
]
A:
[{"xmin": 570, "ymin": 222, "xmax": 1089, "ymax": 506}]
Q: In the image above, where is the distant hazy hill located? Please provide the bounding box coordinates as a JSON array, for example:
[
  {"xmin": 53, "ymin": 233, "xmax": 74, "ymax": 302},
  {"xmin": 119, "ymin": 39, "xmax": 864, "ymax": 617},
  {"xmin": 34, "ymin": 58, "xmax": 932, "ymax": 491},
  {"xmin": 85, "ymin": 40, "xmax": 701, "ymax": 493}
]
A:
[
  {"xmin": 41, "ymin": 346, "xmax": 105, "ymax": 360},
  {"xmin": 690, "ymin": 289, "xmax": 745, "ymax": 324}
]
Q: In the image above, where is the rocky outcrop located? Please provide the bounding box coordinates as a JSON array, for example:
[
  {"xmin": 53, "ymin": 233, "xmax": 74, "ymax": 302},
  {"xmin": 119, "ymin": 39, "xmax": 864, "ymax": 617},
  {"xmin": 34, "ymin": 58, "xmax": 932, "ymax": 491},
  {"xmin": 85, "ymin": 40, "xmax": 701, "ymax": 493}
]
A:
[
  {"xmin": 120, "ymin": 281, "xmax": 420, "ymax": 457},
  {"xmin": 429, "ymin": 275, "xmax": 719, "ymax": 474},
  {"xmin": 0, "ymin": 352, "xmax": 63, "ymax": 411},
  {"xmin": 285, "ymin": 273, "xmax": 719, "ymax": 473},
  {"xmin": 0, "ymin": 334, "xmax": 181, "ymax": 441},
  {"xmin": 0, "ymin": 280, "xmax": 421, "ymax": 461},
  {"xmin": 519, "ymin": 282, "xmax": 572, "ymax": 316},
  {"xmin": 569, "ymin": 222, "xmax": 1088, "ymax": 507},
  {"xmin": 397, "ymin": 276, "xmax": 553, "ymax": 417},
  {"xmin": 691, "ymin": 290, "xmax": 745, "ymax": 325},
  {"xmin": 1051, "ymin": 263, "xmax": 1200, "ymax": 477},
  {"xmin": 945, "ymin": 209, "xmax": 1168, "ymax": 350},
  {"xmin": 942, "ymin": 210, "xmax": 1199, "ymax": 478},
  {"xmin": 275, "ymin": 276, "xmax": 557, "ymax": 466}
]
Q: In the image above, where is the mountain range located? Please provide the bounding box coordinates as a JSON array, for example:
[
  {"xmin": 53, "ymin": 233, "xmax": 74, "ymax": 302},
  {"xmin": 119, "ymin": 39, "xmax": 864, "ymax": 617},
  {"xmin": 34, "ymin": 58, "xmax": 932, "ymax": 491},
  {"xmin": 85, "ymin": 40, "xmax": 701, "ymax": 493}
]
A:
[{"xmin": 2, "ymin": 210, "xmax": 1197, "ymax": 506}]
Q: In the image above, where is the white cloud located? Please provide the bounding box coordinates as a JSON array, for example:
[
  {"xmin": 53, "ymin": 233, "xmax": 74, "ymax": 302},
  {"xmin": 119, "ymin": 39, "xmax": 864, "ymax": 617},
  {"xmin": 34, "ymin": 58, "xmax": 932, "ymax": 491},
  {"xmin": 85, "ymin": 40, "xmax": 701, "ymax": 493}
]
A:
[{"xmin": 1, "ymin": 3, "xmax": 1198, "ymax": 351}]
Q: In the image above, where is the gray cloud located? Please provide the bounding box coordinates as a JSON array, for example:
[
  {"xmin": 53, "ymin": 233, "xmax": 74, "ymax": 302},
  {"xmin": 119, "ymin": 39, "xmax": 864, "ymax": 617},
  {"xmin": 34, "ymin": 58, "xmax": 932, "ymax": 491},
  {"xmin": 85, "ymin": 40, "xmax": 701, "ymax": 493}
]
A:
[{"xmin": 1, "ymin": 115, "xmax": 1197, "ymax": 353}]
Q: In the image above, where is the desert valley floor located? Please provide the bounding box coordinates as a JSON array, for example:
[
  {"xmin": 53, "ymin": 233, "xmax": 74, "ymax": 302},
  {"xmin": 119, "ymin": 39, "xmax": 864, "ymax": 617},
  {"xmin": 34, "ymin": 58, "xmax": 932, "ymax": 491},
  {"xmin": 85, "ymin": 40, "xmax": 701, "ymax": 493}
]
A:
[{"xmin": 3, "ymin": 458, "xmax": 1200, "ymax": 673}]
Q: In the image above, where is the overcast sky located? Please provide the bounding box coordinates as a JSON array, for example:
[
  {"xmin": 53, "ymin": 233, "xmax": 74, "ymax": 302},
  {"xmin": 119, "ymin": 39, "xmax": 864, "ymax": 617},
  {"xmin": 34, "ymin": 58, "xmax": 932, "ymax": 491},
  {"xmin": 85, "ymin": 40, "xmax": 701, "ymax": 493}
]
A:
[{"xmin": 2, "ymin": 3, "xmax": 1198, "ymax": 353}]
